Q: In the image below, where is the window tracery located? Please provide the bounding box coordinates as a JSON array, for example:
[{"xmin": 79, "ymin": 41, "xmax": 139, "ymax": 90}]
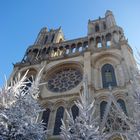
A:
[
  {"xmin": 102, "ymin": 64, "xmax": 117, "ymax": 88},
  {"xmin": 47, "ymin": 66, "xmax": 82, "ymax": 92}
]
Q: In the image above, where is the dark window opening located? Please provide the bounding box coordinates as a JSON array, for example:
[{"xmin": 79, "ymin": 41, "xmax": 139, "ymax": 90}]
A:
[
  {"xmin": 102, "ymin": 64, "xmax": 117, "ymax": 88},
  {"xmin": 42, "ymin": 108, "xmax": 51, "ymax": 130},
  {"xmin": 51, "ymin": 34, "xmax": 55, "ymax": 42},
  {"xmin": 71, "ymin": 104, "xmax": 79, "ymax": 120},
  {"xmin": 117, "ymin": 99, "xmax": 127, "ymax": 115},
  {"xmin": 53, "ymin": 106, "xmax": 64, "ymax": 135},
  {"xmin": 100, "ymin": 101, "xmax": 107, "ymax": 120},
  {"xmin": 46, "ymin": 47, "xmax": 50, "ymax": 55},
  {"xmin": 106, "ymin": 33, "xmax": 111, "ymax": 48},
  {"xmin": 83, "ymin": 41, "xmax": 88, "ymax": 50}
]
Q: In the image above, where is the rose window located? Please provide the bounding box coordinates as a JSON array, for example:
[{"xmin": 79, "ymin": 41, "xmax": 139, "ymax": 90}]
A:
[{"xmin": 47, "ymin": 66, "xmax": 82, "ymax": 92}]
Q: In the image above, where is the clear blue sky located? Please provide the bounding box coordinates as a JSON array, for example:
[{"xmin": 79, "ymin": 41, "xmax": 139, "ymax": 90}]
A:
[{"xmin": 0, "ymin": 0, "xmax": 140, "ymax": 86}]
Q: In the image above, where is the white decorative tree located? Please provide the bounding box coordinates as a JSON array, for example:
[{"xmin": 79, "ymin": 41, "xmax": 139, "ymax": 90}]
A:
[
  {"xmin": 61, "ymin": 76, "xmax": 100, "ymax": 140},
  {"xmin": 0, "ymin": 69, "xmax": 46, "ymax": 140},
  {"xmin": 129, "ymin": 69, "xmax": 140, "ymax": 139},
  {"xmin": 99, "ymin": 85, "xmax": 140, "ymax": 140}
]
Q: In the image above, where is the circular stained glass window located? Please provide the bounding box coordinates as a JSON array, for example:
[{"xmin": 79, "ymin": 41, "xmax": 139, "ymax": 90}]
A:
[{"xmin": 47, "ymin": 66, "xmax": 82, "ymax": 92}]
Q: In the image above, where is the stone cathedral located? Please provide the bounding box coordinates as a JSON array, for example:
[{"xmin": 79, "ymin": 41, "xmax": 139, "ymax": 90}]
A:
[{"xmin": 10, "ymin": 10, "xmax": 137, "ymax": 140}]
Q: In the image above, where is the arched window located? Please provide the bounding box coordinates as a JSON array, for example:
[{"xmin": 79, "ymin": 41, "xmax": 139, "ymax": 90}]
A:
[
  {"xmin": 71, "ymin": 44, "xmax": 76, "ymax": 53},
  {"xmin": 102, "ymin": 64, "xmax": 117, "ymax": 88},
  {"xmin": 59, "ymin": 46, "xmax": 64, "ymax": 56},
  {"xmin": 100, "ymin": 101, "xmax": 107, "ymax": 120},
  {"xmin": 77, "ymin": 42, "xmax": 83, "ymax": 52},
  {"xmin": 96, "ymin": 37, "xmax": 102, "ymax": 48},
  {"xmin": 53, "ymin": 106, "xmax": 64, "ymax": 135},
  {"xmin": 83, "ymin": 41, "xmax": 88, "ymax": 50},
  {"xmin": 106, "ymin": 33, "xmax": 111, "ymax": 48},
  {"xmin": 71, "ymin": 104, "xmax": 79, "ymax": 120},
  {"xmin": 89, "ymin": 37, "xmax": 94, "ymax": 45},
  {"xmin": 72, "ymin": 47, "xmax": 76, "ymax": 53},
  {"xmin": 95, "ymin": 24, "xmax": 100, "ymax": 32},
  {"xmin": 65, "ymin": 45, "xmax": 70, "ymax": 54},
  {"xmin": 78, "ymin": 46, "xmax": 83, "ymax": 52},
  {"xmin": 51, "ymin": 48, "xmax": 58, "ymax": 57},
  {"xmin": 117, "ymin": 99, "xmax": 127, "ymax": 115},
  {"xmin": 42, "ymin": 108, "xmax": 51, "ymax": 130},
  {"xmin": 66, "ymin": 48, "xmax": 70, "ymax": 54}
]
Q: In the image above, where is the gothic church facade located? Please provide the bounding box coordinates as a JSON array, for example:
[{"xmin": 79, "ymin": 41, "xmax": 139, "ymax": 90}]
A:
[{"xmin": 10, "ymin": 10, "xmax": 137, "ymax": 140}]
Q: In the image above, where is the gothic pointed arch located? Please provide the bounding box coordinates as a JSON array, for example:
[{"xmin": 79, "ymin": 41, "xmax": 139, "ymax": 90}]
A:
[
  {"xmin": 117, "ymin": 99, "xmax": 127, "ymax": 115},
  {"xmin": 100, "ymin": 101, "xmax": 107, "ymax": 120},
  {"xmin": 101, "ymin": 64, "xmax": 117, "ymax": 88},
  {"xmin": 53, "ymin": 106, "xmax": 64, "ymax": 135}
]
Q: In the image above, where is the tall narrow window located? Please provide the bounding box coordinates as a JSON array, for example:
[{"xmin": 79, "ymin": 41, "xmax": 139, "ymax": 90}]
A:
[
  {"xmin": 96, "ymin": 37, "xmax": 102, "ymax": 48},
  {"xmin": 77, "ymin": 42, "xmax": 83, "ymax": 52},
  {"xmin": 102, "ymin": 64, "xmax": 117, "ymax": 88},
  {"xmin": 65, "ymin": 45, "xmax": 70, "ymax": 54},
  {"xmin": 71, "ymin": 44, "xmax": 76, "ymax": 53},
  {"xmin": 100, "ymin": 101, "xmax": 107, "ymax": 120},
  {"xmin": 97, "ymin": 42, "xmax": 102, "ymax": 48},
  {"xmin": 51, "ymin": 34, "xmax": 55, "ymax": 42},
  {"xmin": 53, "ymin": 106, "xmax": 64, "ymax": 135},
  {"xmin": 106, "ymin": 33, "xmax": 111, "ymax": 48},
  {"xmin": 89, "ymin": 37, "xmax": 94, "ymax": 45},
  {"xmin": 71, "ymin": 104, "xmax": 79, "ymax": 120},
  {"xmin": 42, "ymin": 48, "xmax": 46, "ymax": 56},
  {"xmin": 44, "ymin": 35, "xmax": 48, "ymax": 44},
  {"xmin": 95, "ymin": 24, "xmax": 100, "ymax": 32},
  {"xmin": 117, "ymin": 99, "xmax": 127, "ymax": 115},
  {"xmin": 46, "ymin": 47, "xmax": 50, "ymax": 55},
  {"xmin": 42, "ymin": 108, "xmax": 51, "ymax": 130},
  {"xmin": 66, "ymin": 48, "xmax": 70, "ymax": 54},
  {"xmin": 106, "ymin": 41, "xmax": 111, "ymax": 48},
  {"xmin": 72, "ymin": 47, "xmax": 76, "ymax": 53},
  {"xmin": 83, "ymin": 41, "xmax": 88, "ymax": 51}
]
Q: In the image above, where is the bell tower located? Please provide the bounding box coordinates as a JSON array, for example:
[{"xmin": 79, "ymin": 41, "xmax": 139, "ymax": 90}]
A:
[
  {"xmin": 34, "ymin": 27, "xmax": 65, "ymax": 45},
  {"xmin": 10, "ymin": 10, "xmax": 138, "ymax": 140}
]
